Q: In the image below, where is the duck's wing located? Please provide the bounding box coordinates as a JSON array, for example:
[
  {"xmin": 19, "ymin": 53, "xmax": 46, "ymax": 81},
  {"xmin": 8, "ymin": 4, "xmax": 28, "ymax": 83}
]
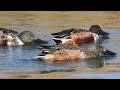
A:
[
  {"xmin": 51, "ymin": 28, "xmax": 89, "ymax": 38},
  {"xmin": 41, "ymin": 44, "xmax": 88, "ymax": 55},
  {"xmin": 51, "ymin": 28, "xmax": 74, "ymax": 36}
]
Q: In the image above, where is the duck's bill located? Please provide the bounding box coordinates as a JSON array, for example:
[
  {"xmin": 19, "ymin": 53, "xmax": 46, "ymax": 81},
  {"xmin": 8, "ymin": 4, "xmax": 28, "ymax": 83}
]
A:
[
  {"xmin": 103, "ymin": 49, "xmax": 117, "ymax": 56},
  {"xmin": 33, "ymin": 38, "xmax": 48, "ymax": 44},
  {"xmin": 99, "ymin": 35, "xmax": 110, "ymax": 41},
  {"xmin": 100, "ymin": 30, "xmax": 110, "ymax": 36}
]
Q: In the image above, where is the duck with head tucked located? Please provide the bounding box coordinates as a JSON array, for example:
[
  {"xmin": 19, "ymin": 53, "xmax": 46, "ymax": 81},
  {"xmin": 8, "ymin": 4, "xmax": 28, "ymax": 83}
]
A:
[
  {"xmin": 0, "ymin": 28, "xmax": 47, "ymax": 46},
  {"xmin": 51, "ymin": 25, "xmax": 109, "ymax": 45}
]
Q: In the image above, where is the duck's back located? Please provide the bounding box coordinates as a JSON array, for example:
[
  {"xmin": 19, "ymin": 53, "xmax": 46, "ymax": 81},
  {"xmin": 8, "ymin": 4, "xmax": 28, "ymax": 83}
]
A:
[
  {"xmin": 51, "ymin": 28, "xmax": 89, "ymax": 38},
  {"xmin": 0, "ymin": 28, "xmax": 19, "ymax": 36}
]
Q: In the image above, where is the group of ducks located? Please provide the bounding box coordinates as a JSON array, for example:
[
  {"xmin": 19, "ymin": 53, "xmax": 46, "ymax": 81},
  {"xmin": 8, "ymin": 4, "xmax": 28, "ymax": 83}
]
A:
[{"xmin": 0, "ymin": 25, "xmax": 117, "ymax": 62}]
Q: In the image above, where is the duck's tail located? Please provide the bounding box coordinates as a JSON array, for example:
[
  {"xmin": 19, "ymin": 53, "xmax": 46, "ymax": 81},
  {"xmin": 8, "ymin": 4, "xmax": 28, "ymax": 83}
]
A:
[
  {"xmin": 33, "ymin": 54, "xmax": 54, "ymax": 61},
  {"xmin": 33, "ymin": 55, "xmax": 45, "ymax": 59}
]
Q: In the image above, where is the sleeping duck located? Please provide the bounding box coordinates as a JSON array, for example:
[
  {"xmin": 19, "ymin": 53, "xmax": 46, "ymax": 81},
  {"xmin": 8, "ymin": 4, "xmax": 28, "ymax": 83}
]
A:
[
  {"xmin": 0, "ymin": 28, "xmax": 47, "ymax": 46},
  {"xmin": 51, "ymin": 25, "xmax": 109, "ymax": 44},
  {"xmin": 33, "ymin": 44, "xmax": 116, "ymax": 62}
]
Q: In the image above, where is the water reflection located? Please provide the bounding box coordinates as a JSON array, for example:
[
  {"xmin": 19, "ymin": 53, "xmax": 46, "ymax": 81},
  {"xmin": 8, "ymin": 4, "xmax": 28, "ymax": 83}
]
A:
[
  {"xmin": 83, "ymin": 57, "xmax": 114, "ymax": 68},
  {"xmin": 46, "ymin": 56, "xmax": 116, "ymax": 69}
]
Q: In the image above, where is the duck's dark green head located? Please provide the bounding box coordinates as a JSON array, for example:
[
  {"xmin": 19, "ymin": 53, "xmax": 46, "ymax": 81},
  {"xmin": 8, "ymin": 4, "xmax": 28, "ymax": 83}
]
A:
[
  {"xmin": 89, "ymin": 25, "xmax": 109, "ymax": 36},
  {"xmin": 18, "ymin": 31, "xmax": 47, "ymax": 44}
]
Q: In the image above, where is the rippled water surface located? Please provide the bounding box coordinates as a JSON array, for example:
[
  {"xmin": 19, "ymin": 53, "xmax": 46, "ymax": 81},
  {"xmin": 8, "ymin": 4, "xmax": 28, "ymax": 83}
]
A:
[{"xmin": 0, "ymin": 11, "xmax": 120, "ymax": 79}]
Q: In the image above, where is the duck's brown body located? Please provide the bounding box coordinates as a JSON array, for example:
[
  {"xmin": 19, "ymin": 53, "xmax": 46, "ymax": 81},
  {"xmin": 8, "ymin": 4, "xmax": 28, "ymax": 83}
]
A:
[
  {"xmin": 34, "ymin": 44, "xmax": 116, "ymax": 62},
  {"xmin": 43, "ymin": 49, "xmax": 97, "ymax": 62}
]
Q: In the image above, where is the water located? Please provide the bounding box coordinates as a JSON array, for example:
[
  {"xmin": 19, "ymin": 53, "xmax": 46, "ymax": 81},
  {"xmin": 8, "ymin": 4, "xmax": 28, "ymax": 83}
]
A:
[{"xmin": 0, "ymin": 11, "xmax": 120, "ymax": 79}]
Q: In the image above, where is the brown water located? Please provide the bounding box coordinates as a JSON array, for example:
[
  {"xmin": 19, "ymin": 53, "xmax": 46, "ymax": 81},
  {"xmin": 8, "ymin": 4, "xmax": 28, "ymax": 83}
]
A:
[{"xmin": 0, "ymin": 11, "xmax": 120, "ymax": 79}]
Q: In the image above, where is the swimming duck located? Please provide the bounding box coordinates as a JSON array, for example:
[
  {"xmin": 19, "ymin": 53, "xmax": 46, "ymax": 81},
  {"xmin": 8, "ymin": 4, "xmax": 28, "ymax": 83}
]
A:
[
  {"xmin": 51, "ymin": 25, "xmax": 109, "ymax": 44},
  {"xmin": 0, "ymin": 28, "xmax": 47, "ymax": 46},
  {"xmin": 33, "ymin": 44, "xmax": 116, "ymax": 62},
  {"xmin": 52, "ymin": 31, "xmax": 99, "ymax": 46}
]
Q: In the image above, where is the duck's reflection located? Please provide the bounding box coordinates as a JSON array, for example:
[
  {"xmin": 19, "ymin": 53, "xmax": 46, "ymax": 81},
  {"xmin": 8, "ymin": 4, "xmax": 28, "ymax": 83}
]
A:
[
  {"xmin": 84, "ymin": 58, "xmax": 106, "ymax": 68},
  {"xmin": 50, "ymin": 56, "xmax": 116, "ymax": 69}
]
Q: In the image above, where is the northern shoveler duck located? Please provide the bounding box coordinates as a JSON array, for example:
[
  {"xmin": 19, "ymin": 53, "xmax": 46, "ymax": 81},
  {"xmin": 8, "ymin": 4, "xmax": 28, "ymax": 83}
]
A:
[
  {"xmin": 52, "ymin": 31, "xmax": 99, "ymax": 46},
  {"xmin": 0, "ymin": 28, "xmax": 47, "ymax": 46},
  {"xmin": 51, "ymin": 25, "xmax": 109, "ymax": 44},
  {"xmin": 33, "ymin": 44, "xmax": 116, "ymax": 62}
]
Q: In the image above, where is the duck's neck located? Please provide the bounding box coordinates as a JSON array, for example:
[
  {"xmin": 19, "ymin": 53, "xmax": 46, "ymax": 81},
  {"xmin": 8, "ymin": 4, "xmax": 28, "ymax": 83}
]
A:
[
  {"xmin": 91, "ymin": 33, "xmax": 99, "ymax": 43},
  {"xmin": 14, "ymin": 37, "xmax": 24, "ymax": 45}
]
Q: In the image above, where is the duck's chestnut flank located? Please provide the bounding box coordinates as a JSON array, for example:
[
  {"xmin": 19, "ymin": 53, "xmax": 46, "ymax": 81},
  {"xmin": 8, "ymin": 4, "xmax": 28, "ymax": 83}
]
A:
[{"xmin": 71, "ymin": 32, "xmax": 94, "ymax": 45}]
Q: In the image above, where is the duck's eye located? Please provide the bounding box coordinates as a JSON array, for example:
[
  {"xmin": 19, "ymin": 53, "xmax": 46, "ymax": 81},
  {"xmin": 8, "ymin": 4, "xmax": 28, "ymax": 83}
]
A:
[
  {"xmin": 71, "ymin": 32, "xmax": 73, "ymax": 34},
  {"xmin": 28, "ymin": 34, "xmax": 31, "ymax": 37},
  {"xmin": 96, "ymin": 28, "xmax": 101, "ymax": 32}
]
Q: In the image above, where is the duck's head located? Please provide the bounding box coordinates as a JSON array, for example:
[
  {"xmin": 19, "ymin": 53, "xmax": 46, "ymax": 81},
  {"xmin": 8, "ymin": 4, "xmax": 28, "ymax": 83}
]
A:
[
  {"xmin": 89, "ymin": 25, "xmax": 109, "ymax": 36},
  {"xmin": 18, "ymin": 31, "xmax": 47, "ymax": 44}
]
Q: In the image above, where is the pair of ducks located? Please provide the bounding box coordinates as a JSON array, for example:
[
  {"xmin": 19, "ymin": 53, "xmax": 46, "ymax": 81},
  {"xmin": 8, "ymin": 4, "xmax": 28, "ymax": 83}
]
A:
[
  {"xmin": 34, "ymin": 25, "xmax": 116, "ymax": 62},
  {"xmin": 0, "ymin": 25, "xmax": 116, "ymax": 62}
]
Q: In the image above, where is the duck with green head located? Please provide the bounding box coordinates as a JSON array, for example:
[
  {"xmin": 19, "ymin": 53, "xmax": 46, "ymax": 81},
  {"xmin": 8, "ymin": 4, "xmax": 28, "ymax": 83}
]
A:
[
  {"xmin": 0, "ymin": 28, "xmax": 48, "ymax": 46},
  {"xmin": 18, "ymin": 31, "xmax": 47, "ymax": 45}
]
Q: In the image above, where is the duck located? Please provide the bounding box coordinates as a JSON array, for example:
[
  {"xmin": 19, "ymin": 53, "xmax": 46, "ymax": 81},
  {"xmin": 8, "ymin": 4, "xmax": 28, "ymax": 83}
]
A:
[
  {"xmin": 33, "ymin": 44, "xmax": 116, "ymax": 62},
  {"xmin": 51, "ymin": 25, "xmax": 109, "ymax": 44},
  {"xmin": 0, "ymin": 28, "xmax": 47, "ymax": 46},
  {"xmin": 51, "ymin": 31, "xmax": 99, "ymax": 46}
]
